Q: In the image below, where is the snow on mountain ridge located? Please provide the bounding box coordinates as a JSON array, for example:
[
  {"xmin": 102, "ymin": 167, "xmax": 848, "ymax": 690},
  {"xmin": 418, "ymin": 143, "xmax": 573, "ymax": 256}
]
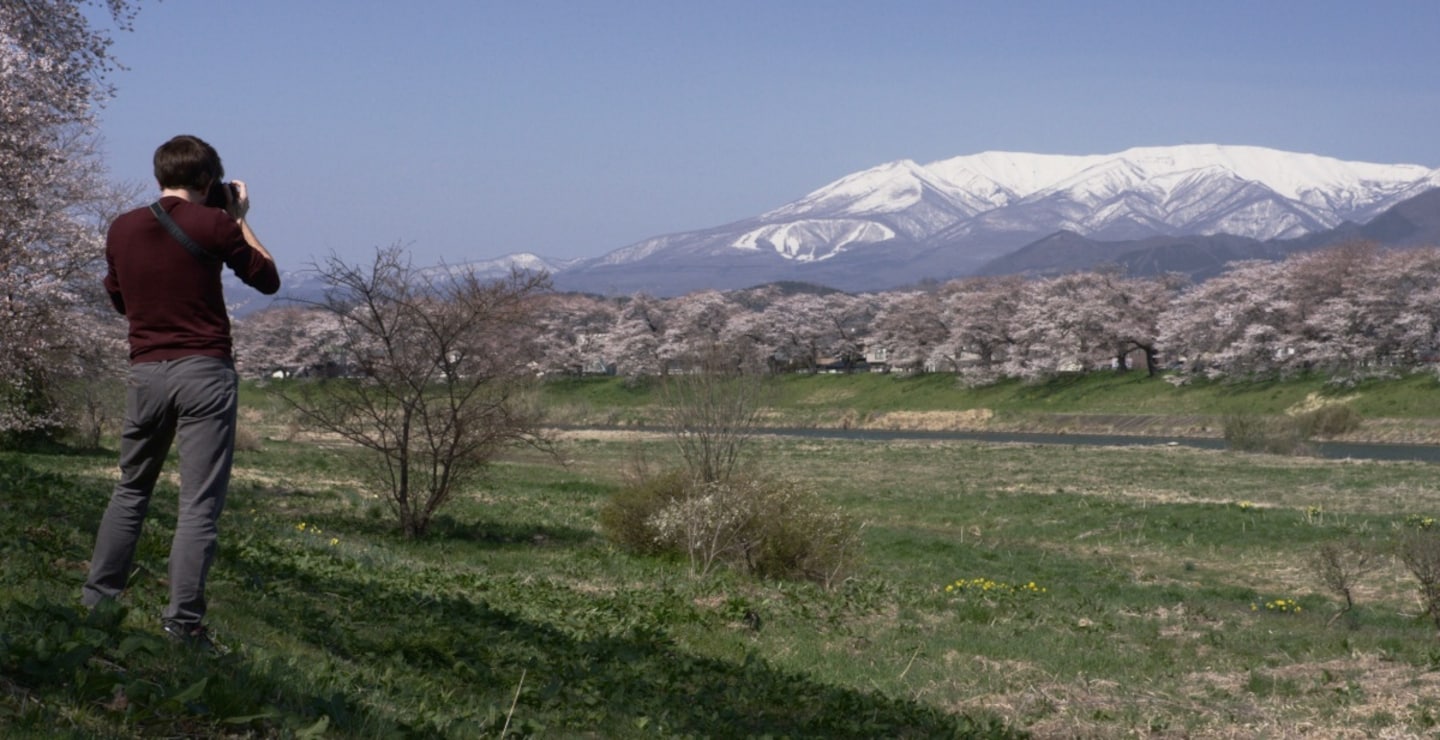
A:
[
  {"xmin": 926, "ymin": 144, "xmax": 1434, "ymax": 203},
  {"xmin": 764, "ymin": 159, "xmax": 967, "ymax": 220},
  {"xmin": 1116, "ymin": 144, "xmax": 1432, "ymax": 201},
  {"xmin": 734, "ymin": 219, "xmax": 895, "ymax": 261},
  {"xmin": 926, "ymin": 150, "xmax": 1112, "ymax": 199}
]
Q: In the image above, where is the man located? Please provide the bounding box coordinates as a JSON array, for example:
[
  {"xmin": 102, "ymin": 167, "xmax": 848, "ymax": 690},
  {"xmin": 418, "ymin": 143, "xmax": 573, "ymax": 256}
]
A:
[{"xmin": 82, "ymin": 135, "xmax": 279, "ymax": 650}]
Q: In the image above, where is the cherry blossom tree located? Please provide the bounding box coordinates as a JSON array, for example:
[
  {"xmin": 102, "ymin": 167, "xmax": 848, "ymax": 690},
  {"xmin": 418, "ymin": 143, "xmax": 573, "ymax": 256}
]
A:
[
  {"xmin": 935, "ymin": 276, "xmax": 1024, "ymax": 383},
  {"xmin": 753, "ymin": 293, "xmax": 833, "ymax": 373},
  {"xmin": 603, "ymin": 293, "xmax": 672, "ymax": 376},
  {"xmin": 718, "ymin": 305, "xmax": 781, "ymax": 375},
  {"xmin": 1157, "ymin": 243, "xmax": 1440, "ymax": 381},
  {"xmin": 1281, "ymin": 243, "xmax": 1440, "ymax": 378},
  {"xmin": 869, "ymin": 289, "xmax": 948, "ymax": 373},
  {"xmin": 529, "ymin": 293, "xmax": 619, "ymax": 376},
  {"xmin": 999, "ymin": 274, "xmax": 1104, "ymax": 380},
  {"xmin": 232, "ymin": 306, "xmax": 347, "ymax": 379},
  {"xmin": 660, "ymin": 289, "xmax": 740, "ymax": 371},
  {"xmin": 817, "ymin": 292, "xmax": 877, "ymax": 372},
  {"xmin": 1, "ymin": 1, "xmax": 139, "ymax": 443},
  {"xmin": 1390, "ymin": 248, "xmax": 1440, "ymax": 369},
  {"xmin": 1081, "ymin": 271, "xmax": 1183, "ymax": 376},
  {"xmin": 1159, "ymin": 259, "xmax": 1298, "ymax": 379}
]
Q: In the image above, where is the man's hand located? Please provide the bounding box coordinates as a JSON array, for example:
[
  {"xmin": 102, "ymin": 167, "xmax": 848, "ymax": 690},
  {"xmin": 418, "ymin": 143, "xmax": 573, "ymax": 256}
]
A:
[
  {"xmin": 227, "ymin": 180, "xmax": 272, "ymax": 263},
  {"xmin": 228, "ymin": 180, "xmax": 251, "ymax": 221}
]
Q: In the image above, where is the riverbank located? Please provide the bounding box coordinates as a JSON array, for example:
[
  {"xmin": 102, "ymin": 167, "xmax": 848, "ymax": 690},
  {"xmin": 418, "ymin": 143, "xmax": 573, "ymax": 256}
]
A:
[{"xmin": 535, "ymin": 371, "xmax": 1440, "ymax": 446}]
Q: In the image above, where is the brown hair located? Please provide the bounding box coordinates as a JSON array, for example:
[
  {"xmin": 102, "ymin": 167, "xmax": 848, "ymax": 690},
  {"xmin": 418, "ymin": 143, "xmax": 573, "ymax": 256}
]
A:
[{"xmin": 153, "ymin": 135, "xmax": 224, "ymax": 191}]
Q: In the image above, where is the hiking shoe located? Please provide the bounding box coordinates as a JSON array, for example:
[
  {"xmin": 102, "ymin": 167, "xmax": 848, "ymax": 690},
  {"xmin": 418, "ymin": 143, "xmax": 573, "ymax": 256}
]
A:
[{"xmin": 162, "ymin": 620, "xmax": 228, "ymax": 655}]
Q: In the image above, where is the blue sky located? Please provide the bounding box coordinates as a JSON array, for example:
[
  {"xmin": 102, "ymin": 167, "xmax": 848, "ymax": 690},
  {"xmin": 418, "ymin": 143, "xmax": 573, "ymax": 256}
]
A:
[{"xmin": 96, "ymin": 0, "xmax": 1440, "ymax": 268}]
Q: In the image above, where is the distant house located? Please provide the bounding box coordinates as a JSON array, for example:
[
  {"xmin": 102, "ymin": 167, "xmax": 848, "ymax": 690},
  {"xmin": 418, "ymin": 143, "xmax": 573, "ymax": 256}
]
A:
[
  {"xmin": 863, "ymin": 346, "xmax": 891, "ymax": 373},
  {"xmin": 581, "ymin": 358, "xmax": 617, "ymax": 376}
]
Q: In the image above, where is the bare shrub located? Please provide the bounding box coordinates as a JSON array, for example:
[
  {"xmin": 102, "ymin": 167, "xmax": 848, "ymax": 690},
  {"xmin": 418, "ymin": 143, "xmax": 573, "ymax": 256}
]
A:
[
  {"xmin": 630, "ymin": 335, "xmax": 861, "ymax": 585},
  {"xmin": 635, "ymin": 474, "xmax": 864, "ymax": 586},
  {"xmin": 1397, "ymin": 529, "xmax": 1440, "ymax": 634},
  {"xmin": 279, "ymin": 246, "xmax": 551, "ymax": 538},
  {"xmin": 658, "ymin": 348, "xmax": 771, "ymax": 484},
  {"xmin": 649, "ymin": 477, "xmax": 761, "ymax": 578},
  {"xmin": 1309, "ymin": 538, "xmax": 1381, "ymax": 627},
  {"xmin": 54, "ymin": 373, "xmax": 125, "ymax": 450},
  {"xmin": 1222, "ymin": 414, "xmax": 1311, "ymax": 456}
]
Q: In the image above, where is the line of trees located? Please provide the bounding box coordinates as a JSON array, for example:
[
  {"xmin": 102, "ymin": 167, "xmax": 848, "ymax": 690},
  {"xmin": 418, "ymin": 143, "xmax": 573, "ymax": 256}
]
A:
[{"xmin": 236, "ymin": 241, "xmax": 1440, "ymax": 387}]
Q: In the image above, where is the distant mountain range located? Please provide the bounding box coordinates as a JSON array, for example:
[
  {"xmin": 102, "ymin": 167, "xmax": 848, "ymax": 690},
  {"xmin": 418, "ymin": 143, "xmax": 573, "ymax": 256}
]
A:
[
  {"xmin": 547, "ymin": 144, "xmax": 1440, "ymax": 294},
  {"xmin": 234, "ymin": 145, "xmax": 1440, "ymax": 311}
]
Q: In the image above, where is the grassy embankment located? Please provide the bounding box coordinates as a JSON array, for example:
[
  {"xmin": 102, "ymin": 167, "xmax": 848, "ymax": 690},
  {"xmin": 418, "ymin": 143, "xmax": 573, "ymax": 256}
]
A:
[
  {"xmin": 540, "ymin": 370, "xmax": 1440, "ymax": 443},
  {"xmin": 4, "ymin": 372, "xmax": 1440, "ymax": 737}
]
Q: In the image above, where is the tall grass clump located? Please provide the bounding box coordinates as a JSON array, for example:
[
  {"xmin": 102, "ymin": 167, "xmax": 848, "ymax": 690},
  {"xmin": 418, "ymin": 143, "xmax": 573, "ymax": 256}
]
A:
[
  {"xmin": 597, "ymin": 468, "xmax": 688, "ymax": 555},
  {"xmin": 1295, "ymin": 403, "xmax": 1364, "ymax": 438}
]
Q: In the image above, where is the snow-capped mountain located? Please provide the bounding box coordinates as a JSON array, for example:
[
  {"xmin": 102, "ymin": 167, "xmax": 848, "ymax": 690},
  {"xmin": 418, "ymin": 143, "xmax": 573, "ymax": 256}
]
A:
[
  {"xmin": 420, "ymin": 252, "xmax": 578, "ymax": 281},
  {"xmin": 553, "ymin": 144, "xmax": 1440, "ymax": 295}
]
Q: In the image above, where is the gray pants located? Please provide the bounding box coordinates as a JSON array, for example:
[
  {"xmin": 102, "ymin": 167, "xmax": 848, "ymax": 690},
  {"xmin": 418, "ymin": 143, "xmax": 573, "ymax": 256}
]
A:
[{"xmin": 82, "ymin": 356, "xmax": 238, "ymax": 626}]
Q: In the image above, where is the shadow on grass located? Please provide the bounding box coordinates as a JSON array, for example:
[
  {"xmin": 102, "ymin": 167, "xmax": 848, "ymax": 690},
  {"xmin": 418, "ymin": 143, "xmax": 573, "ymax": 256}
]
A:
[
  {"xmin": 223, "ymin": 538, "xmax": 1021, "ymax": 738},
  {"xmin": 428, "ymin": 512, "xmax": 596, "ymax": 547},
  {"xmin": 0, "ymin": 597, "xmax": 372, "ymax": 738},
  {"xmin": 0, "ymin": 454, "xmax": 113, "ymax": 554}
]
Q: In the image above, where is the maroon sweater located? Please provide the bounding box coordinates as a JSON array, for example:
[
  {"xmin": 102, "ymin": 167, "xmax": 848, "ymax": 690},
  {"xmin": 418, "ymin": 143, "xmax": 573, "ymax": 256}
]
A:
[{"xmin": 104, "ymin": 196, "xmax": 280, "ymax": 363}]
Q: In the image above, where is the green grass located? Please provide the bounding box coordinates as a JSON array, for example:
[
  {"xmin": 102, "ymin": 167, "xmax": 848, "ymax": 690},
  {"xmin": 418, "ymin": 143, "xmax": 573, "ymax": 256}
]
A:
[{"xmin": 8, "ymin": 374, "xmax": 1440, "ymax": 736}]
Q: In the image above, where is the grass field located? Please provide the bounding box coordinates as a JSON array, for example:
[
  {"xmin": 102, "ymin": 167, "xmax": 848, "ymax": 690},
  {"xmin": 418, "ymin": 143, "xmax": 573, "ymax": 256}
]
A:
[{"xmin": 6, "ymin": 374, "xmax": 1440, "ymax": 737}]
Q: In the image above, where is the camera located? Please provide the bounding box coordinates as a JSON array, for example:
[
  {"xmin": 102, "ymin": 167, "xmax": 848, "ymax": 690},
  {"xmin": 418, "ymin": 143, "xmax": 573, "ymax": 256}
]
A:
[{"xmin": 204, "ymin": 181, "xmax": 239, "ymax": 209}]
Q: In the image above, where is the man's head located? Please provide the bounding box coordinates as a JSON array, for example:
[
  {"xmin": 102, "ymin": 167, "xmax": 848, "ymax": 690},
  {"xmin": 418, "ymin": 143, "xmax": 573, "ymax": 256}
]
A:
[{"xmin": 153, "ymin": 135, "xmax": 224, "ymax": 193}]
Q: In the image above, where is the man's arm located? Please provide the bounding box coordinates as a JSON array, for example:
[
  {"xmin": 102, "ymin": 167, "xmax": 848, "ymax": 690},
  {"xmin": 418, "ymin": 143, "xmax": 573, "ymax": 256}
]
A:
[
  {"xmin": 225, "ymin": 180, "xmax": 281, "ymax": 294},
  {"xmin": 102, "ymin": 239, "xmax": 126, "ymax": 315},
  {"xmin": 229, "ymin": 180, "xmax": 274, "ymax": 263},
  {"xmin": 236, "ymin": 217, "xmax": 274, "ymax": 264}
]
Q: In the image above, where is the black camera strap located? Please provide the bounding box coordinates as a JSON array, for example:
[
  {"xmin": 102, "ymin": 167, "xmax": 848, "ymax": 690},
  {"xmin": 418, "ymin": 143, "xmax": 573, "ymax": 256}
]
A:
[{"xmin": 149, "ymin": 201, "xmax": 219, "ymax": 265}]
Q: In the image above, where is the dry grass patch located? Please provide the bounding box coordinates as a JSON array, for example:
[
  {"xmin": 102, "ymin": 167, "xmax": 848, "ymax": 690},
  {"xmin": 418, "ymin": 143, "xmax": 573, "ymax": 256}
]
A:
[
  {"xmin": 796, "ymin": 387, "xmax": 860, "ymax": 406},
  {"xmin": 1288, "ymin": 392, "xmax": 1362, "ymax": 416},
  {"xmin": 863, "ymin": 409, "xmax": 994, "ymax": 430},
  {"xmin": 937, "ymin": 652, "xmax": 1440, "ymax": 738}
]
